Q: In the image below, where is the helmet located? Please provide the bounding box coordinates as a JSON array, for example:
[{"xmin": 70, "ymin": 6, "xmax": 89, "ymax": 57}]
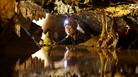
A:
[{"xmin": 64, "ymin": 17, "xmax": 77, "ymax": 29}]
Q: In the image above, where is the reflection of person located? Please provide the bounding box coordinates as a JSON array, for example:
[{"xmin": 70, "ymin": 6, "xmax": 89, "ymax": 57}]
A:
[
  {"xmin": 63, "ymin": 47, "xmax": 81, "ymax": 77},
  {"xmin": 57, "ymin": 17, "xmax": 90, "ymax": 45}
]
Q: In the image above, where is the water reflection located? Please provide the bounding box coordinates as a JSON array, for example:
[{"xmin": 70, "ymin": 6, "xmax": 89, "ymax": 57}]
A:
[
  {"xmin": 32, "ymin": 46, "xmax": 52, "ymax": 67},
  {"xmin": 63, "ymin": 47, "xmax": 81, "ymax": 77},
  {"xmin": 96, "ymin": 48, "xmax": 118, "ymax": 77},
  {"xmin": 16, "ymin": 46, "xmax": 138, "ymax": 77}
]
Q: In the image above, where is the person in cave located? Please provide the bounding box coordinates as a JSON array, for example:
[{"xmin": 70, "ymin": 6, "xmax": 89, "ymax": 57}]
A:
[{"xmin": 57, "ymin": 17, "xmax": 91, "ymax": 45}]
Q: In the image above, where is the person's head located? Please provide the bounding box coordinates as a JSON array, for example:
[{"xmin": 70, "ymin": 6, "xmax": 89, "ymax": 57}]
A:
[
  {"xmin": 64, "ymin": 17, "xmax": 78, "ymax": 35},
  {"xmin": 64, "ymin": 48, "xmax": 74, "ymax": 60}
]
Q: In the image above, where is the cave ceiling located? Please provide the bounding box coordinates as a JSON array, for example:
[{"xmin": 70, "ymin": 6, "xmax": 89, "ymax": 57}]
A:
[
  {"xmin": 20, "ymin": 0, "xmax": 138, "ymax": 17},
  {"xmin": 12, "ymin": 0, "xmax": 137, "ymax": 18}
]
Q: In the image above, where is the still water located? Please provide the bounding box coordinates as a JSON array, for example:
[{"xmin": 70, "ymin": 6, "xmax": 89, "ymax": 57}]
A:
[{"xmin": 9, "ymin": 46, "xmax": 138, "ymax": 77}]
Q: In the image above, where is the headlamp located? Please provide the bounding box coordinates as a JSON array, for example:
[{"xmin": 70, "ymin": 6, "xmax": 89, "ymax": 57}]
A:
[{"xmin": 64, "ymin": 19, "xmax": 69, "ymax": 26}]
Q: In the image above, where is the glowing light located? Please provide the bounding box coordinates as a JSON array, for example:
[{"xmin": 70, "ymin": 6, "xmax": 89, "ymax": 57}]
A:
[{"xmin": 64, "ymin": 19, "xmax": 69, "ymax": 25}]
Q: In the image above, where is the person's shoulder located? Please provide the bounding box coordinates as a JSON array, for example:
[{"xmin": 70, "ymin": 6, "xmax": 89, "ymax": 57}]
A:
[{"xmin": 77, "ymin": 30, "xmax": 90, "ymax": 37}]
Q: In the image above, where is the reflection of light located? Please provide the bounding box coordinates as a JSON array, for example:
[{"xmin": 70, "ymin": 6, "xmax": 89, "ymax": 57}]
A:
[
  {"xmin": 64, "ymin": 59, "xmax": 67, "ymax": 68},
  {"xmin": 32, "ymin": 49, "xmax": 49, "ymax": 67}
]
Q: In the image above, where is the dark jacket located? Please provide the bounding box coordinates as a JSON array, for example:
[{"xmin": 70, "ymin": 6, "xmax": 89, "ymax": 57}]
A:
[{"xmin": 58, "ymin": 30, "xmax": 90, "ymax": 45}]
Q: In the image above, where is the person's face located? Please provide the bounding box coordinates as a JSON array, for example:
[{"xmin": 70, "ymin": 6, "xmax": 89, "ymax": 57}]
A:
[
  {"xmin": 65, "ymin": 25, "xmax": 76, "ymax": 35},
  {"xmin": 64, "ymin": 49, "xmax": 74, "ymax": 60}
]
